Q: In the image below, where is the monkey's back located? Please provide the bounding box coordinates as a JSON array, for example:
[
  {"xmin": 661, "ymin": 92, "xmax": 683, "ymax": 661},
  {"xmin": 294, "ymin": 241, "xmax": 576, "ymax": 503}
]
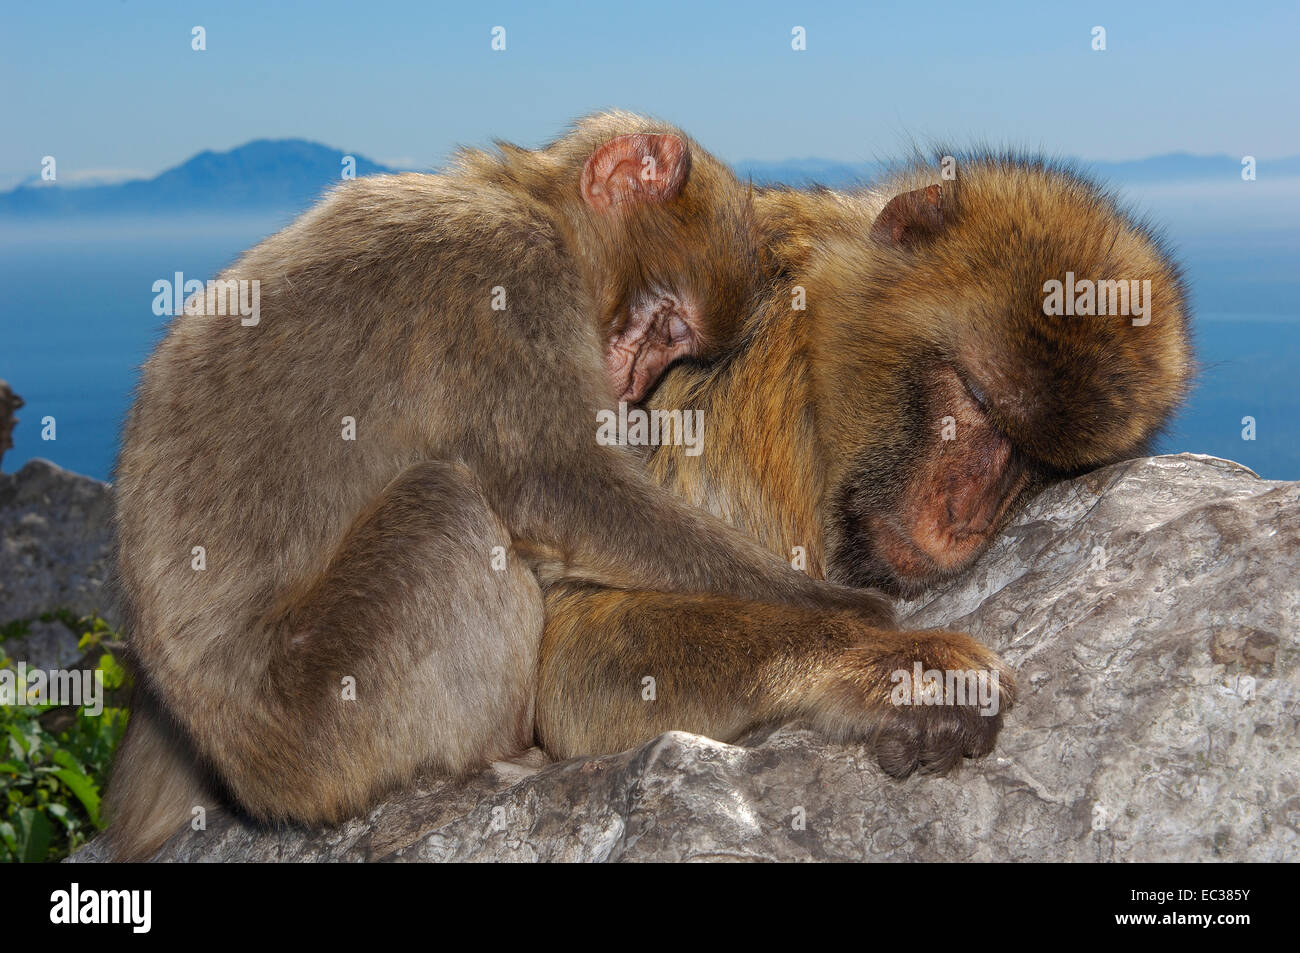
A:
[{"xmin": 114, "ymin": 170, "xmax": 598, "ymax": 693}]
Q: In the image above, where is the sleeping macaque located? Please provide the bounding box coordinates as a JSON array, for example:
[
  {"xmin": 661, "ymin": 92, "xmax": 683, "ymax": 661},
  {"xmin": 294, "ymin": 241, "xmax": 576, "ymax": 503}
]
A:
[
  {"xmin": 106, "ymin": 112, "xmax": 930, "ymax": 860},
  {"xmin": 537, "ymin": 155, "xmax": 1192, "ymax": 768}
]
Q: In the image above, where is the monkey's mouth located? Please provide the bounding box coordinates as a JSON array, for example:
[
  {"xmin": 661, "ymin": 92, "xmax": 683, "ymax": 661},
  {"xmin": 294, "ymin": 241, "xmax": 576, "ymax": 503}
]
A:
[
  {"xmin": 868, "ymin": 516, "xmax": 945, "ymax": 580},
  {"xmin": 866, "ymin": 514, "xmax": 989, "ymax": 588},
  {"xmin": 851, "ymin": 472, "xmax": 1030, "ymax": 595},
  {"xmin": 606, "ymin": 292, "xmax": 698, "ymax": 403},
  {"xmin": 834, "ymin": 523, "xmax": 979, "ymax": 600}
]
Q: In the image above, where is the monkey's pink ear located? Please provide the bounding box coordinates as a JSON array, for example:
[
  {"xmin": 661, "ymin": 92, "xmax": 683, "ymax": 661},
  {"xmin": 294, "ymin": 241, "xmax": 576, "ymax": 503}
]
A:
[
  {"xmin": 581, "ymin": 134, "xmax": 691, "ymax": 212},
  {"xmin": 870, "ymin": 184, "xmax": 945, "ymax": 248}
]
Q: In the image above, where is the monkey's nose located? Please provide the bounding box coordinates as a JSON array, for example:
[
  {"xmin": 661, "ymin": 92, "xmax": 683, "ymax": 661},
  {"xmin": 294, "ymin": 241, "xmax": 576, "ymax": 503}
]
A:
[
  {"xmin": 946, "ymin": 501, "xmax": 996, "ymax": 538},
  {"xmin": 942, "ymin": 476, "xmax": 998, "ymax": 539}
]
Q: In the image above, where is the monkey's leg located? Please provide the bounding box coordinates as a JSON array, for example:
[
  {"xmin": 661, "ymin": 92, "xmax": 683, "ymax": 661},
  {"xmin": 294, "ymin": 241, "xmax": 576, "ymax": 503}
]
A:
[
  {"xmin": 537, "ymin": 583, "xmax": 1014, "ymax": 777},
  {"xmin": 204, "ymin": 460, "xmax": 542, "ymax": 825}
]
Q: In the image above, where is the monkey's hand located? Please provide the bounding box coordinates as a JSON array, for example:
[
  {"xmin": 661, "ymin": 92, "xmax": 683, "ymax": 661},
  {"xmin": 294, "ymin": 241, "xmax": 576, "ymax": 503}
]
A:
[{"xmin": 805, "ymin": 624, "xmax": 1015, "ymax": 777}]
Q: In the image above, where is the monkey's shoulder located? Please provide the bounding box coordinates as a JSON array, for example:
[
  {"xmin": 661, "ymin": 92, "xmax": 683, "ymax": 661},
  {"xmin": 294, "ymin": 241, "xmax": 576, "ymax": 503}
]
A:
[{"xmin": 250, "ymin": 171, "xmax": 572, "ymax": 287}]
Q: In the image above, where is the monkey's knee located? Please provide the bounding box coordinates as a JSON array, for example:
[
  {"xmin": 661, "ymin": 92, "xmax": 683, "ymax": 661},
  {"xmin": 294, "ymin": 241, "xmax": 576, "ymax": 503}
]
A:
[{"xmin": 255, "ymin": 458, "xmax": 544, "ymax": 816}]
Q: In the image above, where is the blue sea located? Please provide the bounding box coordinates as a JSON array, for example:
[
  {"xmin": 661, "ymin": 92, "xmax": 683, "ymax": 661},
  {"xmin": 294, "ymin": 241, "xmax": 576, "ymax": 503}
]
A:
[{"xmin": 2, "ymin": 179, "xmax": 1298, "ymax": 481}]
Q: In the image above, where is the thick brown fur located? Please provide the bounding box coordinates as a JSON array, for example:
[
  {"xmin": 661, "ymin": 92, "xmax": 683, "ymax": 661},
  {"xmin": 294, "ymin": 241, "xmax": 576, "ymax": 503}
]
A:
[
  {"xmin": 536, "ymin": 153, "xmax": 1191, "ymax": 764},
  {"xmin": 646, "ymin": 153, "xmax": 1192, "ymax": 591},
  {"xmin": 104, "ymin": 112, "xmax": 899, "ymax": 860},
  {"xmin": 799, "ymin": 156, "xmax": 1193, "ymax": 593}
]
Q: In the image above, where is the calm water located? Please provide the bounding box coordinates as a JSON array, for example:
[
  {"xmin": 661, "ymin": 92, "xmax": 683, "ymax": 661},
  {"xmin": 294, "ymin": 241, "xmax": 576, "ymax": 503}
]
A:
[{"xmin": 1, "ymin": 200, "xmax": 1298, "ymax": 481}]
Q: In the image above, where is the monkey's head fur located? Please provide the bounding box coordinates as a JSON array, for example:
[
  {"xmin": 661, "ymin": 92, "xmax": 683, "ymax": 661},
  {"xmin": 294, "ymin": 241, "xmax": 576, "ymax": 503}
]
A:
[
  {"xmin": 793, "ymin": 155, "xmax": 1194, "ymax": 595},
  {"xmin": 468, "ymin": 111, "xmax": 765, "ymax": 401}
]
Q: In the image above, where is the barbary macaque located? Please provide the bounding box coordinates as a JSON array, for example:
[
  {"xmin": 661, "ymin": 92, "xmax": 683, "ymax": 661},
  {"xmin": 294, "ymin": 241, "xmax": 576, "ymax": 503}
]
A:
[
  {"xmin": 106, "ymin": 112, "xmax": 932, "ymax": 860},
  {"xmin": 537, "ymin": 155, "xmax": 1192, "ymax": 767}
]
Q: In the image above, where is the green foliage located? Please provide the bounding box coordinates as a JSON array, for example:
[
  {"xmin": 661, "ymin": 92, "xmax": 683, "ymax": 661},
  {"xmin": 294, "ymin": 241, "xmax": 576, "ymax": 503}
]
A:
[
  {"xmin": 0, "ymin": 612, "xmax": 129, "ymax": 863},
  {"xmin": 0, "ymin": 619, "xmax": 31, "ymax": 642}
]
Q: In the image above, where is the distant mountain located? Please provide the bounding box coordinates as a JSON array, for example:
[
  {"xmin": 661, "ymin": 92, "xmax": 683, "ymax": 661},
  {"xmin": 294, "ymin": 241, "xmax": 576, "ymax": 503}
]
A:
[
  {"xmin": 736, "ymin": 153, "xmax": 1300, "ymax": 189},
  {"xmin": 735, "ymin": 158, "xmax": 883, "ymax": 188},
  {"xmin": 7, "ymin": 169, "xmax": 147, "ymax": 190},
  {"xmin": 4, "ymin": 141, "xmax": 1298, "ymax": 219},
  {"xmin": 1089, "ymin": 153, "xmax": 1300, "ymax": 184},
  {"xmin": 0, "ymin": 140, "xmax": 396, "ymax": 218}
]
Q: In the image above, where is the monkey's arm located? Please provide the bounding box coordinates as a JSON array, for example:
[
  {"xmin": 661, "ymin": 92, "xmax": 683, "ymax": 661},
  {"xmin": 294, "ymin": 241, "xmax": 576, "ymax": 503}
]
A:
[
  {"xmin": 536, "ymin": 582, "xmax": 1013, "ymax": 775},
  {"xmin": 486, "ymin": 439, "xmax": 890, "ymax": 620}
]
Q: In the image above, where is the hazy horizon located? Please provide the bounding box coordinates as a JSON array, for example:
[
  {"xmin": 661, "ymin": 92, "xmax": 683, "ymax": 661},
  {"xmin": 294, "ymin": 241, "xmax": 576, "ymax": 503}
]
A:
[
  {"xmin": 7, "ymin": 138, "xmax": 1300, "ymax": 194},
  {"xmin": 4, "ymin": 1, "xmax": 1298, "ymax": 188}
]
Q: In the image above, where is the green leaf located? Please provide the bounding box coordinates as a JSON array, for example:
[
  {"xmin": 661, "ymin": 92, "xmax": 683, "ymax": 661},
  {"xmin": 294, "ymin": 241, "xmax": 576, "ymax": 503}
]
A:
[
  {"xmin": 51, "ymin": 768, "xmax": 101, "ymax": 827},
  {"xmin": 97, "ymin": 652, "xmax": 126, "ymax": 690},
  {"xmin": 13, "ymin": 807, "xmax": 51, "ymax": 863},
  {"xmin": 4, "ymin": 724, "xmax": 30, "ymax": 756},
  {"xmin": 50, "ymin": 748, "xmax": 84, "ymax": 773}
]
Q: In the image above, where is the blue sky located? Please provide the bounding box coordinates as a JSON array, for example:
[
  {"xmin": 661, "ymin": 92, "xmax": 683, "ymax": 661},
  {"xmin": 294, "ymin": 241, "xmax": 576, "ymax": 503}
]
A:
[{"xmin": 2, "ymin": 0, "xmax": 1298, "ymax": 186}]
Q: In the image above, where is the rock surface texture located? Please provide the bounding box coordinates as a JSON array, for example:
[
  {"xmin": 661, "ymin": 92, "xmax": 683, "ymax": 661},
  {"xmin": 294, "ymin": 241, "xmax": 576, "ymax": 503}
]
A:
[
  {"xmin": 0, "ymin": 460, "xmax": 117, "ymax": 668},
  {"xmin": 0, "ymin": 379, "xmax": 21, "ymax": 468},
  {"xmin": 43, "ymin": 454, "xmax": 1300, "ymax": 861}
]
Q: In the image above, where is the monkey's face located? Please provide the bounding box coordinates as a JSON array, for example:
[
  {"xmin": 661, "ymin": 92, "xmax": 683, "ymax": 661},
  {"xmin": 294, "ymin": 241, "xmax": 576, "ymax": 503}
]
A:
[
  {"xmin": 823, "ymin": 352, "xmax": 1049, "ymax": 596},
  {"xmin": 815, "ymin": 158, "xmax": 1193, "ymax": 596}
]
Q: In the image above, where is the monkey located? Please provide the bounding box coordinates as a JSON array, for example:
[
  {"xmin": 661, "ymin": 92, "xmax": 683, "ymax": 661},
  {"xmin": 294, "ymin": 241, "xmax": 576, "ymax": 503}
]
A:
[
  {"xmin": 535, "ymin": 154, "xmax": 1192, "ymax": 769},
  {"xmin": 105, "ymin": 111, "xmax": 969, "ymax": 861}
]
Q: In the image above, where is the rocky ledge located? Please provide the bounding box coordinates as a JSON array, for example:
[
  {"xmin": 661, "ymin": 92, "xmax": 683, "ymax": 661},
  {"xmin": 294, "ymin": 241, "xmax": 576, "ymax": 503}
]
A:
[
  {"xmin": 0, "ymin": 459, "xmax": 116, "ymax": 667},
  {"xmin": 3, "ymin": 454, "xmax": 1290, "ymax": 862}
]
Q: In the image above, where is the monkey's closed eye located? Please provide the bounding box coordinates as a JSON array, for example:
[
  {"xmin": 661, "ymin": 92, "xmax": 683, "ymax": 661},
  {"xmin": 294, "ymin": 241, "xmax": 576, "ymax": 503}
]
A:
[{"xmin": 962, "ymin": 376, "xmax": 991, "ymax": 415}]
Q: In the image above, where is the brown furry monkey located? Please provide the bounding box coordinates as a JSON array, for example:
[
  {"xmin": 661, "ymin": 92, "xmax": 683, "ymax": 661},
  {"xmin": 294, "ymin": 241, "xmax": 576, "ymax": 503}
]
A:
[
  {"xmin": 104, "ymin": 112, "xmax": 908, "ymax": 859},
  {"xmin": 537, "ymin": 155, "xmax": 1191, "ymax": 770}
]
